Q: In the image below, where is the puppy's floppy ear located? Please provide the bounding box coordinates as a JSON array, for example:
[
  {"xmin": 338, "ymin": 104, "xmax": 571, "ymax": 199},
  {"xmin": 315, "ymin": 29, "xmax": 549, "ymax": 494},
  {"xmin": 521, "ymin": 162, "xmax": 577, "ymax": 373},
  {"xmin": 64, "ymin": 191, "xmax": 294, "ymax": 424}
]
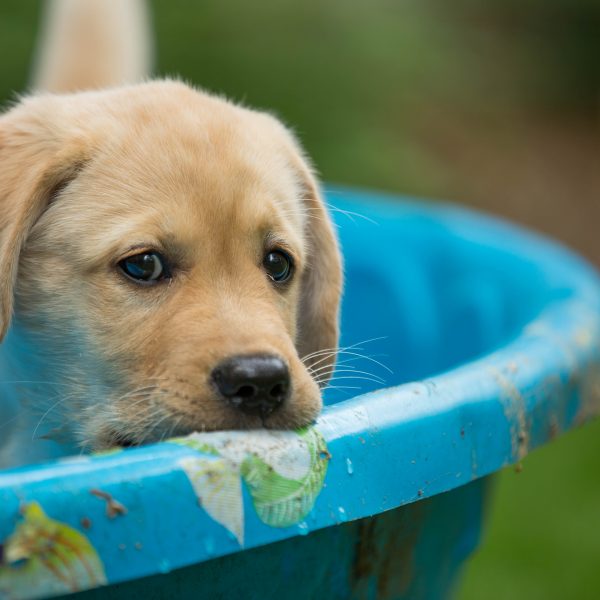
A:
[
  {"xmin": 294, "ymin": 165, "xmax": 343, "ymax": 386},
  {"xmin": 0, "ymin": 100, "xmax": 88, "ymax": 341}
]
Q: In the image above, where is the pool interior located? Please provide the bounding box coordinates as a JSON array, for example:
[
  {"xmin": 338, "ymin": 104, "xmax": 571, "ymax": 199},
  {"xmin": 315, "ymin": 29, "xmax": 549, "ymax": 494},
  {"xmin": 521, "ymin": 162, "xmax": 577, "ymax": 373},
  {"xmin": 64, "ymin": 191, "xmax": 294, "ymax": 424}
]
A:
[{"xmin": 323, "ymin": 202, "xmax": 558, "ymax": 405}]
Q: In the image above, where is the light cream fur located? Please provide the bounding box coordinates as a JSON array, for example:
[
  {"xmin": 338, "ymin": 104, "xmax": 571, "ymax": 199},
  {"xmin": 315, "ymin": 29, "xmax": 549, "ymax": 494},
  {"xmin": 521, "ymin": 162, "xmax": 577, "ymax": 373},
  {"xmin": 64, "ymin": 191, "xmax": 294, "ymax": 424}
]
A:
[
  {"xmin": 32, "ymin": 0, "xmax": 152, "ymax": 93},
  {"xmin": 0, "ymin": 3, "xmax": 342, "ymax": 462}
]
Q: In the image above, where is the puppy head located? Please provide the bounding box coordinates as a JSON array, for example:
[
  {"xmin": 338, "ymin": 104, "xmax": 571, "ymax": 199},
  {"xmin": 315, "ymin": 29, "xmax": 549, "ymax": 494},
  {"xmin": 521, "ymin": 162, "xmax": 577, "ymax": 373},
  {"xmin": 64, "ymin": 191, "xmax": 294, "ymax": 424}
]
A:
[{"xmin": 0, "ymin": 81, "xmax": 342, "ymax": 450}]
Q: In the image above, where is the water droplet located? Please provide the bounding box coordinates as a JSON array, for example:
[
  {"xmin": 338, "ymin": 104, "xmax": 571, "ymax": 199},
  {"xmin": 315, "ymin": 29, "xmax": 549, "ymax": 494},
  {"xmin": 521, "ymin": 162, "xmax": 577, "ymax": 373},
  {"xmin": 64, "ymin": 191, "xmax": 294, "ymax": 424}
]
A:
[
  {"xmin": 158, "ymin": 558, "xmax": 170, "ymax": 574},
  {"xmin": 346, "ymin": 458, "xmax": 354, "ymax": 475},
  {"xmin": 337, "ymin": 507, "xmax": 348, "ymax": 522},
  {"xmin": 204, "ymin": 537, "xmax": 215, "ymax": 556},
  {"xmin": 297, "ymin": 521, "xmax": 309, "ymax": 535}
]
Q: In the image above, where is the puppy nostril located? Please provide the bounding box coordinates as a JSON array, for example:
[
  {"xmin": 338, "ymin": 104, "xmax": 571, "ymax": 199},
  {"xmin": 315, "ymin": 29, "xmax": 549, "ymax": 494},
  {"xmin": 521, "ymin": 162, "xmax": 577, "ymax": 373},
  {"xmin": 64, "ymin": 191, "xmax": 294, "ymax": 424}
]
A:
[
  {"xmin": 237, "ymin": 385, "xmax": 256, "ymax": 399},
  {"xmin": 269, "ymin": 383, "xmax": 286, "ymax": 398}
]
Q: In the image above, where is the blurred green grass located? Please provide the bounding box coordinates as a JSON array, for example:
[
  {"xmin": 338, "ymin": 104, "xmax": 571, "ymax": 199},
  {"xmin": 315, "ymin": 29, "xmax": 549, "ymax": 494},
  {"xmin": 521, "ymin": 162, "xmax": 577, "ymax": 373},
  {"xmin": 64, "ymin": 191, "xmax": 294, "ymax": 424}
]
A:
[{"xmin": 1, "ymin": 2, "xmax": 599, "ymax": 598}]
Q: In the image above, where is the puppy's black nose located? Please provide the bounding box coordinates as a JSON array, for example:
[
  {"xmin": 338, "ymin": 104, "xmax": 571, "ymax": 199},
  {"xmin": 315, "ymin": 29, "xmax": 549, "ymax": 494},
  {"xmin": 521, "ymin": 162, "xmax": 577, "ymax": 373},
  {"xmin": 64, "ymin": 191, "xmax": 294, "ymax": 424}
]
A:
[{"xmin": 211, "ymin": 354, "xmax": 290, "ymax": 417}]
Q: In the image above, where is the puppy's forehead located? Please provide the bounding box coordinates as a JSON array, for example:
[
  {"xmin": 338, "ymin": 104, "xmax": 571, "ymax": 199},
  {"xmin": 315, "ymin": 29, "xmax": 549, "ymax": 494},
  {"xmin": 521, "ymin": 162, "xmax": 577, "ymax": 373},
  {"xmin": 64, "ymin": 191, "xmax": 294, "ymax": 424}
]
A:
[
  {"xmin": 58, "ymin": 88, "xmax": 308, "ymax": 253},
  {"xmin": 127, "ymin": 100, "xmax": 297, "ymax": 197}
]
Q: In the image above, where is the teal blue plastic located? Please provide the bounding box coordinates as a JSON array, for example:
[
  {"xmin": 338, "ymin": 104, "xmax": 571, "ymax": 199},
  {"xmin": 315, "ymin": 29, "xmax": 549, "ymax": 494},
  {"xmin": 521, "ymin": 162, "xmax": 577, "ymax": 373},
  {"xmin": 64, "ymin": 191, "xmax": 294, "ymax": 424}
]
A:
[{"xmin": 0, "ymin": 188, "xmax": 599, "ymax": 600}]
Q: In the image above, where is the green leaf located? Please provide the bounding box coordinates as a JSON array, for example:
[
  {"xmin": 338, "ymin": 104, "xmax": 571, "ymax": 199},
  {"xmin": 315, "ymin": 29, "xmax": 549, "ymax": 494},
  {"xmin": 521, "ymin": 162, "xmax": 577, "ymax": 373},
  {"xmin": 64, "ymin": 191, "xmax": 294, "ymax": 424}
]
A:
[
  {"xmin": 0, "ymin": 502, "xmax": 107, "ymax": 599},
  {"xmin": 240, "ymin": 428, "xmax": 329, "ymax": 528},
  {"xmin": 171, "ymin": 428, "xmax": 330, "ymax": 534}
]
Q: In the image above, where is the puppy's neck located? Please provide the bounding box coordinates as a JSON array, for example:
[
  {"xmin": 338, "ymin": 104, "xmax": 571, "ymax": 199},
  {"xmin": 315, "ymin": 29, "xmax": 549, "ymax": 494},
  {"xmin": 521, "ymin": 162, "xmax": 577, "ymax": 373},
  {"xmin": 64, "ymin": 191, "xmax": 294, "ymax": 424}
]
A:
[{"xmin": 0, "ymin": 324, "xmax": 77, "ymax": 469}]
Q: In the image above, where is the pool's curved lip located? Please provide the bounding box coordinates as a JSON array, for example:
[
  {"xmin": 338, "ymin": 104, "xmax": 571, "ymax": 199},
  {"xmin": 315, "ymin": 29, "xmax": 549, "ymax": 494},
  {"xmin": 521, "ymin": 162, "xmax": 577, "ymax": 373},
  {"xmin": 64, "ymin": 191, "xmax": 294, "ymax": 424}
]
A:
[{"xmin": 1, "ymin": 189, "xmax": 599, "ymax": 596}]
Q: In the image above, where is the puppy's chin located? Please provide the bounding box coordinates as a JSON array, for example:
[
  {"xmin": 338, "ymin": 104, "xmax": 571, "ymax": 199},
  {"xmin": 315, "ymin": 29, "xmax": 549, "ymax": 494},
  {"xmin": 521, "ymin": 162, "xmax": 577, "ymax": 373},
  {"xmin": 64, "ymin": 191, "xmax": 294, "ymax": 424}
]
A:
[{"xmin": 91, "ymin": 392, "xmax": 323, "ymax": 452}]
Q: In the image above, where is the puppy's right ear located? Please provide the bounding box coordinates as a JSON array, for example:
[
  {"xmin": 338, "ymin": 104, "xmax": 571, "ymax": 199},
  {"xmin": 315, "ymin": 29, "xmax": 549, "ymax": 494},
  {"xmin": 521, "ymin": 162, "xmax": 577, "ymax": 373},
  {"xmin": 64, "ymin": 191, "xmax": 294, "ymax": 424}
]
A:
[
  {"xmin": 0, "ymin": 98, "xmax": 88, "ymax": 341},
  {"xmin": 293, "ymin": 164, "xmax": 343, "ymax": 385}
]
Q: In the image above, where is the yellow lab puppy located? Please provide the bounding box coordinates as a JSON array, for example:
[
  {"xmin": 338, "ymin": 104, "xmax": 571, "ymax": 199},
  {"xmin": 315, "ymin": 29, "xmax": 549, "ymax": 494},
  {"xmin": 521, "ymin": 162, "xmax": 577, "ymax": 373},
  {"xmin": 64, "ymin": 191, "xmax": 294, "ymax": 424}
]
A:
[{"xmin": 0, "ymin": 0, "xmax": 342, "ymax": 466}]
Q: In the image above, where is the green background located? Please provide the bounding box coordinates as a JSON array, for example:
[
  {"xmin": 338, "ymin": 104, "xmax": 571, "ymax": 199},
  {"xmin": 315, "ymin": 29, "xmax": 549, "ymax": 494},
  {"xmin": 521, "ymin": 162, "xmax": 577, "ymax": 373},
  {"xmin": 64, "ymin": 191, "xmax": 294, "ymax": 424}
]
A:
[{"xmin": 1, "ymin": 2, "xmax": 598, "ymax": 598}]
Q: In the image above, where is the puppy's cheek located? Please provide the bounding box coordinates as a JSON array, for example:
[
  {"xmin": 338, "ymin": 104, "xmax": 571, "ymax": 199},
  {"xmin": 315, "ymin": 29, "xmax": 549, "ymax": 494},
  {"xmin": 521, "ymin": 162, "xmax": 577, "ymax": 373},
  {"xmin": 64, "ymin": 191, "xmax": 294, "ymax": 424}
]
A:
[{"xmin": 76, "ymin": 409, "xmax": 120, "ymax": 451}]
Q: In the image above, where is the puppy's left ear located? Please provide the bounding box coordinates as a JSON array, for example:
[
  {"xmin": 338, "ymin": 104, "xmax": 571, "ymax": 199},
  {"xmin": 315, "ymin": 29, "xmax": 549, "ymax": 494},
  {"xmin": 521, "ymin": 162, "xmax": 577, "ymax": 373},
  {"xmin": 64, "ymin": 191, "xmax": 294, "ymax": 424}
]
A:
[
  {"xmin": 294, "ymin": 165, "xmax": 343, "ymax": 386},
  {"xmin": 0, "ymin": 100, "xmax": 87, "ymax": 341}
]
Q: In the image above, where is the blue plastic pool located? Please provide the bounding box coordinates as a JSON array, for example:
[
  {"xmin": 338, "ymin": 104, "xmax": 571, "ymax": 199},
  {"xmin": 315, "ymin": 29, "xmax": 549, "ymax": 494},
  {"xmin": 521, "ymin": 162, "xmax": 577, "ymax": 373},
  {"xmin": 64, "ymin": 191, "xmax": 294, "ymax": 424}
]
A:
[{"xmin": 1, "ymin": 188, "xmax": 599, "ymax": 599}]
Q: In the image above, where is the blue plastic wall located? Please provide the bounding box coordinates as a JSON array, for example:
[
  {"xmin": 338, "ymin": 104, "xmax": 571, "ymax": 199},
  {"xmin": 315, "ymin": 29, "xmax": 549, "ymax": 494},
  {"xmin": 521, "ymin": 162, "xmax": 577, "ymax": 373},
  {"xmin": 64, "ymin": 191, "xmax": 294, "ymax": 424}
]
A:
[{"xmin": 327, "ymin": 189, "xmax": 556, "ymax": 402}]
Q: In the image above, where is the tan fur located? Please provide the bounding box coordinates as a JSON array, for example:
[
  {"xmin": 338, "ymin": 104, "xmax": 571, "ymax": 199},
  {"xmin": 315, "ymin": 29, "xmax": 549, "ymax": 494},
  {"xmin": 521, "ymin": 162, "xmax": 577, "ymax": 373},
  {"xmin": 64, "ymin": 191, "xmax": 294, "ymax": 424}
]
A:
[
  {"xmin": 0, "ymin": 80, "xmax": 342, "ymax": 452},
  {"xmin": 32, "ymin": 0, "xmax": 152, "ymax": 93}
]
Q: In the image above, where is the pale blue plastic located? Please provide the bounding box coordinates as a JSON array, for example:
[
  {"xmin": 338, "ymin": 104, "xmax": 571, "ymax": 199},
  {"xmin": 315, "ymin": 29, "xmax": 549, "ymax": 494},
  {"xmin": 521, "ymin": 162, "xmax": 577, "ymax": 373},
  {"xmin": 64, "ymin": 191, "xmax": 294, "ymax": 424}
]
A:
[{"xmin": 0, "ymin": 187, "xmax": 599, "ymax": 599}]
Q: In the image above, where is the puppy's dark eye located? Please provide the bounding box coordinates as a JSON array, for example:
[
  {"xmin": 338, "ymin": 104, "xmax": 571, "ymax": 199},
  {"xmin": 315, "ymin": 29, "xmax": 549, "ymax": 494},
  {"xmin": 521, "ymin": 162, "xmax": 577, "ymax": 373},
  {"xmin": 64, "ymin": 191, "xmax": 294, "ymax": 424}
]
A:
[
  {"xmin": 119, "ymin": 252, "xmax": 169, "ymax": 283},
  {"xmin": 263, "ymin": 250, "xmax": 293, "ymax": 283}
]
